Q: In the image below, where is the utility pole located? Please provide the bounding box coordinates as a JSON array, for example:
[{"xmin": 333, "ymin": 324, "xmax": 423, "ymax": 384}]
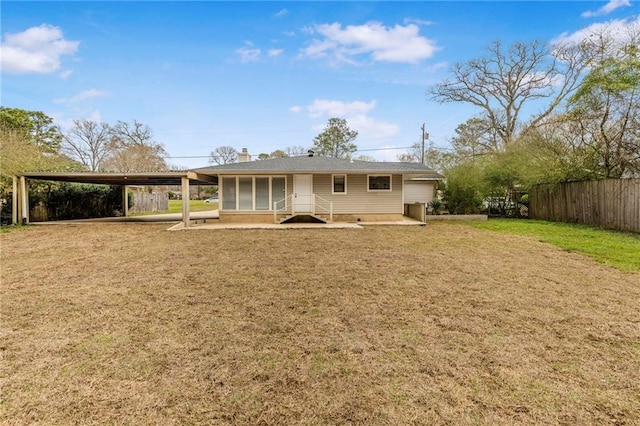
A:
[
  {"xmin": 420, "ymin": 123, "xmax": 429, "ymax": 165},
  {"xmin": 421, "ymin": 123, "xmax": 425, "ymax": 164}
]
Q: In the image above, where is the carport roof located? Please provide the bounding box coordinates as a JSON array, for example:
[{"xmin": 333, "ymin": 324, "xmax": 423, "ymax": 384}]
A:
[{"xmin": 20, "ymin": 171, "xmax": 217, "ymax": 186}]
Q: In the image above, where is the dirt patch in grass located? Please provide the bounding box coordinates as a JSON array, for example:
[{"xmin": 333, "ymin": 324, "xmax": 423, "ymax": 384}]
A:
[{"xmin": 1, "ymin": 223, "xmax": 639, "ymax": 424}]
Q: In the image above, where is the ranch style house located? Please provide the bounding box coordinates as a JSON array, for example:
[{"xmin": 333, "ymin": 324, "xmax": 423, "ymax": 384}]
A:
[{"xmin": 195, "ymin": 149, "xmax": 443, "ymax": 224}]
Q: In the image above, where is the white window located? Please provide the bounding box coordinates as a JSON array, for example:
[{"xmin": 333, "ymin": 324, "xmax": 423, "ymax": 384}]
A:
[
  {"xmin": 221, "ymin": 176, "xmax": 286, "ymax": 211},
  {"xmin": 332, "ymin": 174, "xmax": 347, "ymax": 194},
  {"xmin": 238, "ymin": 177, "xmax": 253, "ymax": 210},
  {"xmin": 272, "ymin": 177, "xmax": 286, "ymax": 208},
  {"xmin": 222, "ymin": 177, "xmax": 236, "ymax": 210},
  {"xmin": 368, "ymin": 175, "xmax": 392, "ymax": 191},
  {"xmin": 255, "ymin": 177, "xmax": 270, "ymax": 210}
]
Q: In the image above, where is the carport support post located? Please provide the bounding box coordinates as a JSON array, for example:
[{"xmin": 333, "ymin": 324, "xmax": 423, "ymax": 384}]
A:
[
  {"xmin": 181, "ymin": 176, "xmax": 190, "ymax": 228},
  {"xmin": 12, "ymin": 176, "xmax": 18, "ymax": 225},
  {"xmin": 19, "ymin": 175, "xmax": 29, "ymax": 225},
  {"xmin": 122, "ymin": 186, "xmax": 129, "ymax": 217}
]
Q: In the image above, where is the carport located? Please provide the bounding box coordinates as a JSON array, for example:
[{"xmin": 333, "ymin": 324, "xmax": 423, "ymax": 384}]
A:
[{"xmin": 11, "ymin": 171, "xmax": 217, "ymax": 228}]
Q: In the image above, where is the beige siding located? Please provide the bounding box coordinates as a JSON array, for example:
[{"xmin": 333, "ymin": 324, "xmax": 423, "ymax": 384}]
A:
[
  {"xmin": 313, "ymin": 174, "xmax": 403, "ymax": 214},
  {"xmin": 404, "ymin": 181, "xmax": 435, "ymax": 204},
  {"xmin": 220, "ymin": 173, "xmax": 403, "ymax": 215}
]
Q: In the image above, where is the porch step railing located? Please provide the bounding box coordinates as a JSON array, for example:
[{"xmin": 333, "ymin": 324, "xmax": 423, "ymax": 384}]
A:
[
  {"xmin": 273, "ymin": 194, "xmax": 293, "ymax": 222},
  {"xmin": 313, "ymin": 194, "xmax": 333, "ymax": 222},
  {"xmin": 273, "ymin": 194, "xmax": 333, "ymax": 223}
]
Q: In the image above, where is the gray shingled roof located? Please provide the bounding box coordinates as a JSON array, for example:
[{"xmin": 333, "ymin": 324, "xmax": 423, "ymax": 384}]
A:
[{"xmin": 194, "ymin": 156, "xmax": 444, "ymax": 177}]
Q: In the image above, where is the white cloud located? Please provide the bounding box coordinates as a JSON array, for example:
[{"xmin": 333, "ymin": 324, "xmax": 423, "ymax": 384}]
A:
[
  {"xmin": 300, "ymin": 21, "xmax": 438, "ymax": 64},
  {"xmin": 554, "ymin": 16, "xmax": 640, "ymax": 49},
  {"xmin": 54, "ymin": 88, "xmax": 108, "ymax": 104},
  {"xmin": 59, "ymin": 70, "xmax": 73, "ymax": 79},
  {"xmin": 346, "ymin": 114, "xmax": 400, "ymax": 140},
  {"xmin": 0, "ymin": 24, "xmax": 79, "ymax": 74},
  {"xmin": 403, "ymin": 18, "xmax": 435, "ymax": 26},
  {"xmin": 236, "ymin": 41, "xmax": 283, "ymax": 62},
  {"xmin": 295, "ymin": 98, "xmax": 400, "ymax": 142},
  {"xmin": 236, "ymin": 46, "xmax": 261, "ymax": 63},
  {"xmin": 581, "ymin": 0, "xmax": 631, "ymax": 17},
  {"xmin": 86, "ymin": 110, "xmax": 102, "ymax": 123},
  {"xmin": 306, "ymin": 99, "xmax": 376, "ymax": 118},
  {"xmin": 50, "ymin": 109, "xmax": 103, "ymax": 131},
  {"xmin": 274, "ymin": 9, "xmax": 288, "ymax": 18},
  {"xmin": 425, "ymin": 61, "xmax": 448, "ymax": 72}
]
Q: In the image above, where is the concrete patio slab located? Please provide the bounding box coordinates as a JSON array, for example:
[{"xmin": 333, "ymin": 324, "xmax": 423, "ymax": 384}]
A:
[{"xmin": 167, "ymin": 221, "xmax": 363, "ymax": 231}]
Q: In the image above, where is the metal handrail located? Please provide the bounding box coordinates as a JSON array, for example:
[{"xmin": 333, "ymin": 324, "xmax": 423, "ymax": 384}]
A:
[
  {"xmin": 313, "ymin": 194, "xmax": 333, "ymax": 222},
  {"xmin": 273, "ymin": 194, "xmax": 292, "ymax": 222},
  {"xmin": 273, "ymin": 193, "xmax": 333, "ymax": 223}
]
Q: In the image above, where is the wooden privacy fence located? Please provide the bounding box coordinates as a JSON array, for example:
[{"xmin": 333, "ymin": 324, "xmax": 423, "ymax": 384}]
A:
[
  {"xmin": 529, "ymin": 179, "xmax": 640, "ymax": 233},
  {"xmin": 130, "ymin": 192, "xmax": 169, "ymax": 214}
]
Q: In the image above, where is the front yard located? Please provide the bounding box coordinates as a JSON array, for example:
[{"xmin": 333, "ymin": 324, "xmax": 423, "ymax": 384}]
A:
[{"xmin": 1, "ymin": 223, "xmax": 639, "ymax": 424}]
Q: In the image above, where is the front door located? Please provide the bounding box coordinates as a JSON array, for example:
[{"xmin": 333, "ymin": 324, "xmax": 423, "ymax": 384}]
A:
[{"xmin": 293, "ymin": 174, "xmax": 313, "ymax": 213}]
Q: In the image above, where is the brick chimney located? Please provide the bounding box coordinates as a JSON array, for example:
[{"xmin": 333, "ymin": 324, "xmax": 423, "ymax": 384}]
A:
[{"xmin": 237, "ymin": 147, "xmax": 251, "ymax": 163}]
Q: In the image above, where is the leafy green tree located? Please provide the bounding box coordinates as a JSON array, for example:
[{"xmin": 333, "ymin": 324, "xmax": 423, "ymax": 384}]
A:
[
  {"xmin": 451, "ymin": 117, "xmax": 501, "ymax": 158},
  {"xmin": 270, "ymin": 149, "xmax": 289, "ymax": 158},
  {"xmin": 441, "ymin": 161, "xmax": 486, "ymax": 214},
  {"xmin": 0, "ymin": 108, "xmax": 77, "ymax": 184},
  {"xmin": 257, "ymin": 149, "xmax": 290, "ymax": 160},
  {"xmin": 517, "ymin": 29, "xmax": 640, "ymax": 181},
  {"xmin": 311, "ymin": 118, "xmax": 357, "ymax": 158},
  {"xmin": 0, "ymin": 107, "xmax": 63, "ymax": 153},
  {"xmin": 563, "ymin": 42, "xmax": 640, "ymax": 178}
]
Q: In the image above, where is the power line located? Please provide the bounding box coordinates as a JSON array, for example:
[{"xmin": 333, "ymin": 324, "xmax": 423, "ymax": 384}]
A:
[
  {"xmin": 163, "ymin": 145, "xmax": 416, "ymax": 159},
  {"xmin": 355, "ymin": 146, "xmax": 414, "ymax": 152}
]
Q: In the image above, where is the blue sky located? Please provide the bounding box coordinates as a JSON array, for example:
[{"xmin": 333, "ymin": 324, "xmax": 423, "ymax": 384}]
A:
[{"xmin": 1, "ymin": 1, "xmax": 638, "ymax": 168}]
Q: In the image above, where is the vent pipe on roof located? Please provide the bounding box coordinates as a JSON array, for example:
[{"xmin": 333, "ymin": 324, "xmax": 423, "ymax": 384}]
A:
[
  {"xmin": 308, "ymin": 149, "xmax": 315, "ymax": 157},
  {"xmin": 238, "ymin": 147, "xmax": 251, "ymax": 163}
]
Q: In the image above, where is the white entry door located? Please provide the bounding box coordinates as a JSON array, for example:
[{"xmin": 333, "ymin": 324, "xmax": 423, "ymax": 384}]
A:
[{"xmin": 293, "ymin": 174, "xmax": 313, "ymax": 213}]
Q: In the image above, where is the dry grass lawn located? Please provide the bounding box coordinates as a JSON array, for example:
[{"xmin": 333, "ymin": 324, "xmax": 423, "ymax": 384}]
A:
[{"xmin": 1, "ymin": 223, "xmax": 639, "ymax": 425}]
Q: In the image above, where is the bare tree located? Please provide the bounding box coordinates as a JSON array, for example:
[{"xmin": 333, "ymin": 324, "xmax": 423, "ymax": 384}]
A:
[
  {"xmin": 104, "ymin": 143, "xmax": 168, "ymax": 172},
  {"xmin": 428, "ymin": 40, "xmax": 588, "ymax": 146},
  {"xmin": 110, "ymin": 120, "xmax": 153, "ymax": 146},
  {"xmin": 284, "ymin": 146, "xmax": 309, "ymax": 157},
  {"xmin": 353, "ymin": 154, "xmax": 377, "ymax": 162},
  {"xmin": 63, "ymin": 120, "xmax": 112, "ymax": 172},
  {"xmin": 397, "ymin": 140, "xmax": 456, "ymax": 173},
  {"xmin": 106, "ymin": 120, "xmax": 168, "ymax": 172},
  {"xmin": 209, "ymin": 146, "xmax": 238, "ymax": 165}
]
